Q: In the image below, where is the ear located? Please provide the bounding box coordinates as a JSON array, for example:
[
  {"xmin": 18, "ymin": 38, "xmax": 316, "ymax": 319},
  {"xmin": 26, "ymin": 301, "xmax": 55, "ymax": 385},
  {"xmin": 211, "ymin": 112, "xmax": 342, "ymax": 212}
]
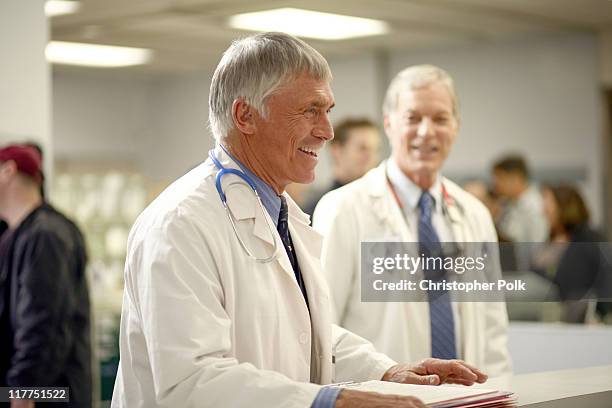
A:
[
  {"xmin": 0, "ymin": 160, "xmax": 17, "ymax": 181},
  {"xmin": 383, "ymin": 114, "xmax": 392, "ymax": 140},
  {"xmin": 453, "ymin": 114, "xmax": 461, "ymax": 133},
  {"xmin": 231, "ymin": 98, "xmax": 257, "ymax": 135},
  {"xmin": 450, "ymin": 115, "xmax": 460, "ymax": 143}
]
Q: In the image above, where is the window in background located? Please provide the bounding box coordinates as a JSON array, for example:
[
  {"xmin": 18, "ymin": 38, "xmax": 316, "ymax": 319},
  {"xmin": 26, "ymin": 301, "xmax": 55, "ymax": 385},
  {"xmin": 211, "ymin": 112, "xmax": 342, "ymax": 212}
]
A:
[{"xmin": 51, "ymin": 160, "xmax": 151, "ymax": 401}]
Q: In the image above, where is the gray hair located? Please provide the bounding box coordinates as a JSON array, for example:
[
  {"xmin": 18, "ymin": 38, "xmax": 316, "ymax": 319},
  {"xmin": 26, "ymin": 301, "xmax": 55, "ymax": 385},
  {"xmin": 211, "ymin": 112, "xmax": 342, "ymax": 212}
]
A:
[
  {"xmin": 382, "ymin": 64, "xmax": 459, "ymax": 118},
  {"xmin": 209, "ymin": 32, "xmax": 332, "ymax": 141}
]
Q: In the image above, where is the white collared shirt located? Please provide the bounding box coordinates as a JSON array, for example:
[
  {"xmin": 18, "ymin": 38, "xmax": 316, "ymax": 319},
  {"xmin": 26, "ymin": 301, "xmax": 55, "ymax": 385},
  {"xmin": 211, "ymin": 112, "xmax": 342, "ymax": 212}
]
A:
[
  {"xmin": 386, "ymin": 159, "xmax": 453, "ymax": 242},
  {"xmin": 386, "ymin": 159, "xmax": 463, "ymax": 358}
]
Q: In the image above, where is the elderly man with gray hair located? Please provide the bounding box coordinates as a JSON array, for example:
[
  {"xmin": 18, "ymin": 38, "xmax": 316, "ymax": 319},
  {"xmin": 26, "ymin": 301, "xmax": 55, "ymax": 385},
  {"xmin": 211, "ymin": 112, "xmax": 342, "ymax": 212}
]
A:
[
  {"xmin": 112, "ymin": 36, "xmax": 487, "ymax": 408},
  {"xmin": 314, "ymin": 65, "xmax": 512, "ymax": 378}
]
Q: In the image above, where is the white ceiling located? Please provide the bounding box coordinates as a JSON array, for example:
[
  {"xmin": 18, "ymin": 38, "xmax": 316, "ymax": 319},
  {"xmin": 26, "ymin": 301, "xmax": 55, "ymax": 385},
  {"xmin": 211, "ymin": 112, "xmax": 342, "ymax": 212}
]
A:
[{"xmin": 50, "ymin": 0, "xmax": 612, "ymax": 73}]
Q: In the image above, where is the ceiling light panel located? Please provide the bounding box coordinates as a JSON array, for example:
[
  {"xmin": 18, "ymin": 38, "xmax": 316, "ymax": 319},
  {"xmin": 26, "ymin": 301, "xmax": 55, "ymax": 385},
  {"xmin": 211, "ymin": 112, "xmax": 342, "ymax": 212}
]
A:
[
  {"xmin": 45, "ymin": 0, "xmax": 81, "ymax": 17},
  {"xmin": 46, "ymin": 41, "xmax": 153, "ymax": 68},
  {"xmin": 229, "ymin": 8, "xmax": 389, "ymax": 40}
]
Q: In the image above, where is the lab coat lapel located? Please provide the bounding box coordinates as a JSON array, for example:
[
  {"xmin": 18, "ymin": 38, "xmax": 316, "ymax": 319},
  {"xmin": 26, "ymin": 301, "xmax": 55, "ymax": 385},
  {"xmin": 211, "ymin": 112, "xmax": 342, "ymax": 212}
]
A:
[
  {"xmin": 222, "ymin": 172, "xmax": 283, "ymax": 246},
  {"xmin": 447, "ymin": 203, "xmax": 469, "ymax": 243},
  {"xmin": 443, "ymin": 178, "xmax": 472, "ymax": 244},
  {"xmin": 250, "ymin": 200, "xmax": 296, "ymax": 280},
  {"xmin": 226, "ymin": 188, "xmax": 291, "ymax": 270},
  {"xmin": 217, "ymin": 150, "xmax": 294, "ymax": 280},
  {"xmin": 366, "ymin": 163, "xmax": 413, "ymax": 241},
  {"xmin": 250, "ymin": 198, "xmax": 296, "ymax": 281}
]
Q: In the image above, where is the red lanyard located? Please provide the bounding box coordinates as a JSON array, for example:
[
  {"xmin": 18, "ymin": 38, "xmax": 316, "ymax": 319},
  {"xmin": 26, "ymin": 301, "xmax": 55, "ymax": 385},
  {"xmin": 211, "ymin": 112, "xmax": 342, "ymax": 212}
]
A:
[
  {"xmin": 386, "ymin": 175, "xmax": 404, "ymax": 209},
  {"xmin": 386, "ymin": 175, "xmax": 453, "ymax": 211}
]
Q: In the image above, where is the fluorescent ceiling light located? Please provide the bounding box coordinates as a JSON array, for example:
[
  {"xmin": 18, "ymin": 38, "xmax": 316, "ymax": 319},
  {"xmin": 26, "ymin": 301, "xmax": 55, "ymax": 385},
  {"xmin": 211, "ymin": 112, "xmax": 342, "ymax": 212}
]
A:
[
  {"xmin": 45, "ymin": 1, "xmax": 81, "ymax": 17},
  {"xmin": 229, "ymin": 8, "xmax": 389, "ymax": 40},
  {"xmin": 46, "ymin": 41, "xmax": 153, "ymax": 67}
]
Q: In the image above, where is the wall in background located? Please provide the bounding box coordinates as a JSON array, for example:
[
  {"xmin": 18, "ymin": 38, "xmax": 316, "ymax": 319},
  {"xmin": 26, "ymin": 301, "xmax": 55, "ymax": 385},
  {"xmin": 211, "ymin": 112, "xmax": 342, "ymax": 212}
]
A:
[
  {"xmin": 53, "ymin": 71, "xmax": 149, "ymax": 161},
  {"xmin": 0, "ymin": 0, "xmax": 50, "ymax": 174},
  {"xmin": 143, "ymin": 73, "xmax": 213, "ymax": 181}
]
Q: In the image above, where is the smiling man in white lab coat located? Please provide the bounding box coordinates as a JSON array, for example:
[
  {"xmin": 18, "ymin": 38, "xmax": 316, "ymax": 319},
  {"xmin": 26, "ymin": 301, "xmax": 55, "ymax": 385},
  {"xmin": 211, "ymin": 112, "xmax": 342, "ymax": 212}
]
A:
[
  {"xmin": 314, "ymin": 65, "xmax": 512, "ymax": 377},
  {"xmin": 111, "ymin": 35, "xmax": 487, "ymax": 408}
]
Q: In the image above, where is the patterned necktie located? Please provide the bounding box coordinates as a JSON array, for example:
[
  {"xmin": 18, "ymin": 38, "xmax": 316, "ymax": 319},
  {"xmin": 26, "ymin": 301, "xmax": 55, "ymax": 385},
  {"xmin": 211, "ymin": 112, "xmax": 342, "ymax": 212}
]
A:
[
  {"xmin": 278, "ymin": 196, "xmax": 309, "ymax": 306},
  {"xmin": 418, "ymin": 191, "xmax": 457, "ymax": 360}
]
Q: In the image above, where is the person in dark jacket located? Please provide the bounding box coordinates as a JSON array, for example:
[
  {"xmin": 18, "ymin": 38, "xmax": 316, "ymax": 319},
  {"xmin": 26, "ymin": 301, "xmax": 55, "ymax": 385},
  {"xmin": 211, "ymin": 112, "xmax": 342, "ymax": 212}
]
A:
[
  {"xmin": 0, "ymin": 144, "xmax": 91, "ymax": 408},
  {"xmin": 542, "ymin": 184, "xmax": 612, "ymax": 323}
]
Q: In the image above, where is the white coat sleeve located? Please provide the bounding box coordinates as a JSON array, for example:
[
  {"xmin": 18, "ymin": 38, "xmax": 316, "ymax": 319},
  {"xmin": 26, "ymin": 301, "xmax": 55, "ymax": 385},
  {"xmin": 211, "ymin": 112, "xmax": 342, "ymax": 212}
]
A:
[
  {"xmin": 478, "ymin": 205, "xmax": 513, "ymax": 377},
  {"xmin": 332, "ymin": 325, "xmax": 397, "ymax": 383},
  {"xmin": 126, "ymin": 213, "xmax": 321, "ymax": 407},
  {"xmin": 312, "ymin": 192, "xmax": 357, "ymax": 325},
  {"xmin": 315, "ymin": 193, "xmax": 397, "ymax": 382}
]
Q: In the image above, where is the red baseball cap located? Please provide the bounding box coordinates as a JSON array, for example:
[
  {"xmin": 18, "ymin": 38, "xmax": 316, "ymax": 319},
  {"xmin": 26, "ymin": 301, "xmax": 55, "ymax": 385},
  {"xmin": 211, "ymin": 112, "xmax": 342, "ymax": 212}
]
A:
[{"xmin": 0, "ymin": 144, "xmax": 44, "ymax": 184}]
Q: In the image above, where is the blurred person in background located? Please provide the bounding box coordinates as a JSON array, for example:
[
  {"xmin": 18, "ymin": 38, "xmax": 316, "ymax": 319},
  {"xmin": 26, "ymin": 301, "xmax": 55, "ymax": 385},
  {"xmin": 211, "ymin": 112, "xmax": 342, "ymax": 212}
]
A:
[
  {"xmin": 23, "ymin": 142, "xmax": 45, "ymax": 200},
  {"xmin": 313, "ymin": 65, "xmax": 511, "ymax": 377},
  {"xmin": 492, "ymin": 155, "xmax": 549, "ymax": 243},
  {"xmin": 462, "ymin": 180, "xmax": 501, "ymax": 224},
  {"xmin": 303, "ymin": 117, "xmax": 381, "ymax": 219},
  {"xmin": 0, "ymin": 144, "xmax": 92, "ymax": 408},
  {"xmin": 463, "ymin": 180, "xmax": 517, "ymax": 271},
  {"xmin": 540, "ymin": 185, "xmax": 612, "ymax": 323}
]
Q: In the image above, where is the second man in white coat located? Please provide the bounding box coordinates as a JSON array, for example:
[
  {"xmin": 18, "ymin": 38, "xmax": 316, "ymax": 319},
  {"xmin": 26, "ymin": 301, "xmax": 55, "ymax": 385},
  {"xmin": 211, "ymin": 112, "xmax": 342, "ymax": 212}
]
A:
[{"xmin": 314, "ymin": 65, "xmax": 512, "ymax": 377}]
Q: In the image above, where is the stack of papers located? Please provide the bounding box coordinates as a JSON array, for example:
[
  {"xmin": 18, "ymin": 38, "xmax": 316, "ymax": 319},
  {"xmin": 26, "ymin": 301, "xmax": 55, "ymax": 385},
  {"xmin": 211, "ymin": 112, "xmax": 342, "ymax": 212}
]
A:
[{"xmin": 338, "ymin": 380, "xmax": 517, "ymax": 407}]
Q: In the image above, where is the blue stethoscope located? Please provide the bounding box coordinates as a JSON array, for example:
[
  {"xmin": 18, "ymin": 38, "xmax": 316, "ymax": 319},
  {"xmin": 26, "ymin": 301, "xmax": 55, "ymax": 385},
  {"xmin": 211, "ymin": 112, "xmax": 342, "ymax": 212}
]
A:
[{"xmin": 208, "ymin": 146, "xmax": 280, "ymax": 263}]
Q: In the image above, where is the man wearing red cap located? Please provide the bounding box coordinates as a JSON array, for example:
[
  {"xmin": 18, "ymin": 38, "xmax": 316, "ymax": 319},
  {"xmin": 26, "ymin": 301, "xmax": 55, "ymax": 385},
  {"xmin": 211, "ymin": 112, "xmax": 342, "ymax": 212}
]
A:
[{"xmin": 0, "ymin": 144, "xmax": 91, "ymax": 408}]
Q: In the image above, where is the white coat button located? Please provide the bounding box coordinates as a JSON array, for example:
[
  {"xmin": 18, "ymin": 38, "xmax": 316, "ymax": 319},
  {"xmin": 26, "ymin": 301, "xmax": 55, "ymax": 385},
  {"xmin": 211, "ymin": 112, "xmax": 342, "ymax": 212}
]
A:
[{"xmin": 299, "ymin": 332, "xmax": 309, "ymax": 344}]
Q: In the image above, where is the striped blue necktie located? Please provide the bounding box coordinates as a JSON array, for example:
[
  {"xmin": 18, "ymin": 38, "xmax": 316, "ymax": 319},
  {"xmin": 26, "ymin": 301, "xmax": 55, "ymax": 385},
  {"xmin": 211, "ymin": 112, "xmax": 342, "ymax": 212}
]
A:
[{"xmin": 418, "ymin": 191, "xmax": 457, "ymax": 360}]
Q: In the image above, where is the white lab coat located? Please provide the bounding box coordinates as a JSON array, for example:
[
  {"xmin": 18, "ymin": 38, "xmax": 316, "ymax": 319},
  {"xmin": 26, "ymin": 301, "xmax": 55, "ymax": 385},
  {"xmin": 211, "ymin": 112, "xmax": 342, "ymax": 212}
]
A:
[
  {"xmin": 313, "ymin": 162, "xmax": 512, "ymax": 377},
  {"xmin": 111, "ymin": 148, "xmax": 396, "ymax": 408}
]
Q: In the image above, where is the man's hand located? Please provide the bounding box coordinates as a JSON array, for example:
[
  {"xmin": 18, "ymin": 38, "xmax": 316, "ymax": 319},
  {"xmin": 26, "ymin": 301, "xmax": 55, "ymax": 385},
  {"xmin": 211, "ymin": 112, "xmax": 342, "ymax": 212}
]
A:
[
  {"xmin": 10, "ymin": 400, "xmax": 34, "ymax": 408},
  {"xmin": 382, "ymin": 358, "xmax": 488, "ymax": 386},
  {"xmin": 335, "ymin": 389, "xmax": 426, "ymax": 408}
]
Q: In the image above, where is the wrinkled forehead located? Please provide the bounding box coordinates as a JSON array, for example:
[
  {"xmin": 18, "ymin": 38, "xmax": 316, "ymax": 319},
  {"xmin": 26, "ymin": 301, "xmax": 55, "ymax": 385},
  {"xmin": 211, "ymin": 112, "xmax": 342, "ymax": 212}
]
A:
[
  {"xmin": 278, "ymin": 71, "xmax": 331, "ymax": 90},
  {"xmin": 272, "ymin": 73, "xmax": 334, "ymax": 103}
]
